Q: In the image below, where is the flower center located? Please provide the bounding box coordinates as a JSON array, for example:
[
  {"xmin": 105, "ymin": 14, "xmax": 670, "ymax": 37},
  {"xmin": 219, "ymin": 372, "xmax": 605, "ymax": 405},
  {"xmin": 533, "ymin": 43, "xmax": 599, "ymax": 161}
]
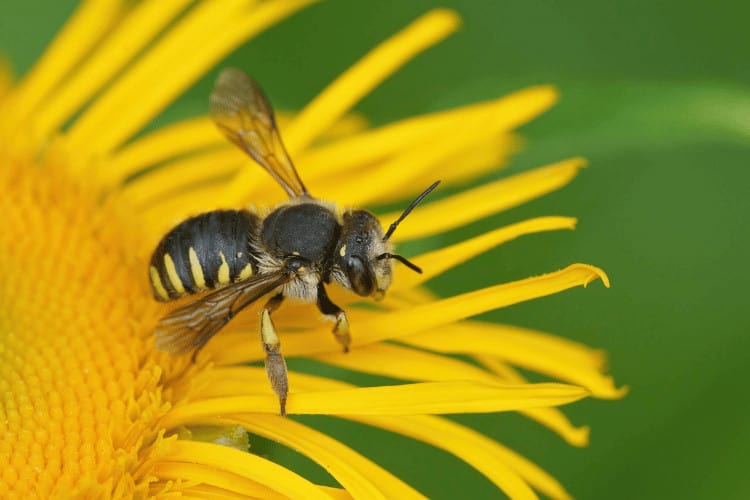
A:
[{"xmin": 0, "ymin": 157, "xmax": 169, "ymax": 496}]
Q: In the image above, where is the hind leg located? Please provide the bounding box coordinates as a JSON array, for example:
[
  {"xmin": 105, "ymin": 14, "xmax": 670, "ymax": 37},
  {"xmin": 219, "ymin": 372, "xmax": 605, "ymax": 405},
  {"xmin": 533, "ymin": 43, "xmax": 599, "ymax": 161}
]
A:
[{"xmin": 260, "ymin": 293, "xmax": 288, "ymax": 415}]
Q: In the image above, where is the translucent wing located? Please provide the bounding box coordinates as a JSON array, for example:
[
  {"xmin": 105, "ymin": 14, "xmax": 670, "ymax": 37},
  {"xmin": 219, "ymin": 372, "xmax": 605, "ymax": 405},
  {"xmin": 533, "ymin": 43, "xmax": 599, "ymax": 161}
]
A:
[
  {"xmin": 154, "ymin": 270, "xmax": 291, "ymax": 356},
  {"xmin": 210, "ymin": 68, "xmax": 308, "ymax": 198}
]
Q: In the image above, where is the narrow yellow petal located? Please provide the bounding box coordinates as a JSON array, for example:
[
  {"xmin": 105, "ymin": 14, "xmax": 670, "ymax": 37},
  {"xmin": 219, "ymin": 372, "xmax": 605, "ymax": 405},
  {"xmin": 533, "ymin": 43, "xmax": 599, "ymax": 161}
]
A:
[
  {"xmin": 174, "ymin": 484, "xmax": 258, "ymax": 500},
  {"xmin": 250, "ymin": 133, "xmax": 513, "ymax": 208},
  {"xmin": 312, "ymin": 119, "xmax": 506, "ymax": 206},
  {"xmin": 67, "ymin": 0, "xmax": 315, "ymax": 157},
  {"xmin": 316, "ymin": 343, "xmax": 590, "ymax": 447},
  {"xmin": 285, "ymin": 9, "xmax": 460, "ymax": 153},
  {"xmin": 66, "ymin": 0, "xmax": 249, "ymax": 152},
  {"xmin": 8, "ymin": 0, "xmax": 124, "ymax": 121},
  {"xmin": 164, "ymin": 381, "xmax": 588, "ymax": 426},
  {"xmin": 355, "ymin": 415, "xmax": 566, "ymax": 500},
  {"xmin": 391, "ymin": 216, "xmax": 578, "ymax": 292},
  {"xmin": 102, "ymin": 117, "xmax": 220, "ymax": 189},
  {"xmin": 175, "ymin": 482, "xmax": 350, "ymax": 500},
  {"xmin": 381, "ymin": 158, "xmax": 587, "ymax": 241},
  {"xmin": 475, "ymin": 355, "xmax": 590, "ymax": 447},
  {"xmin": 203, "ymin": 264, "xmax": 609, "ymax": 365},
  {"xmin": 159, "ymin": 441, "xmax": 334, "ymax": 500},
  {"xmin": 34, "ymin": 0, "xmax": 194, "ymax": 139},
  {"xmin": 349, "ymin": 263, "xmax": 609, "ymax": 346},
  {"xmin": 318, "ymin": 112, "xmax": 370, "ymax": 139},
  {"xmin": 121, "ymin": 149, "xmax": 243, "ymax": 208},
  {"xmin": 297, "ymin": 85, "xmax": 556, "ymax": 183},
  {"xmin": 402, "ymin": 322, "xmax": 626, "ymax": 399},
  {"xmin": 189, "ymin": 367, "xmax": 572, "ymax": 499},
  {"xmin": 314, "ymin": 343, "xmax": 502, "ymax": 385},
  {"xmin": 221, "ymin": 415, "xmax": 426, "ymax": 499},
  {"xmin": 104, "ymin": 112, "xmax": 364, "ymax": 192},
  {"xmin": 317, "ymin": 486, "xmax": 354, "ymax": 500},
  {"xmin": 424, "ymin": 134, "xmax": 517, "ymax": 187},
  {"xmin": 221, "ymin": 9, "xmax": 461, "ymax": 204},
  {"xmin": 152, "ymin": 461, "xmax": 288, "ymax": 499}
]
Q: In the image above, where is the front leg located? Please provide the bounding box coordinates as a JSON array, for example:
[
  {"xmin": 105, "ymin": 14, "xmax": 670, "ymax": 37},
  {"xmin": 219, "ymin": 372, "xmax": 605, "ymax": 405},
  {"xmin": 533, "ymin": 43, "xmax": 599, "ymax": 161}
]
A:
[
  {"xmin": 260, "ymin": 293, "xmax": 288, "ymax": 415},
  {"xmin": 317, "ymin": 283, "xmax": 351, "ymax": 353}
]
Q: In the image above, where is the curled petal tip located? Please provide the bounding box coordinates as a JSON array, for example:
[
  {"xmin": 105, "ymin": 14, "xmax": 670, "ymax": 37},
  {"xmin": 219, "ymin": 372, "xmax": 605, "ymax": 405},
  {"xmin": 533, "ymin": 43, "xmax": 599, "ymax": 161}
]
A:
[{"xmin": 572, "ymin": 264, "xmax": 610, "ymax": 288}]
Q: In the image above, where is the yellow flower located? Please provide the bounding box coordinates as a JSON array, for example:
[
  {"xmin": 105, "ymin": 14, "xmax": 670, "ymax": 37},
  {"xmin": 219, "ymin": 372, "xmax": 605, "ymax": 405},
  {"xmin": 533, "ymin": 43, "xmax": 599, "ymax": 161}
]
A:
[{"xmin": 0, "ymin": 1, "xmax": 623, "ymax": 499}]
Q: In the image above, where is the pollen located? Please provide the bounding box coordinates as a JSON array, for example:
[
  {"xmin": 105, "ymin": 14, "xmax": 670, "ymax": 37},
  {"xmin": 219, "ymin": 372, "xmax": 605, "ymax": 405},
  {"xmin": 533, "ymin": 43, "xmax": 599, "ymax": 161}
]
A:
[{"xmin": 0, "ymin": 160, "xmax": 169, "ymax": 497}]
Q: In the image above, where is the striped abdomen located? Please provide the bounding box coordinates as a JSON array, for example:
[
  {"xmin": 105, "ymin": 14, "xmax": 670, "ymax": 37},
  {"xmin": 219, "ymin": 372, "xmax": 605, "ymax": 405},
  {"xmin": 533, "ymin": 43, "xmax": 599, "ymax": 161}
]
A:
[{"xmin": 149, "ymin": 210, "xmax": 260, "ymax": 301}]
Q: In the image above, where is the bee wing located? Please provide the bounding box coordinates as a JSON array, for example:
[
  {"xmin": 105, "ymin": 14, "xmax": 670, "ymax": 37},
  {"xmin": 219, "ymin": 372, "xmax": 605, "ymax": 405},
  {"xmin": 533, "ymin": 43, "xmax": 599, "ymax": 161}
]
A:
[
  {"xmin": 154, "ymin": 270, "xmax": 291, "ymax": 355},
  {"xmin": 210, "ymin": 68, "xmax": 308, "ymax": 198}
]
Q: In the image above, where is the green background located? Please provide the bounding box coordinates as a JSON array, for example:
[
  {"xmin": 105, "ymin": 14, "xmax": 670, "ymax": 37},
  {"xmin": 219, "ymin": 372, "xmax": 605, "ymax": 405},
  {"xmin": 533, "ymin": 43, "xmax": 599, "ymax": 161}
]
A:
[{"xmin": 2, "ymin": 1, "xmax": 748, "ymax": 498}]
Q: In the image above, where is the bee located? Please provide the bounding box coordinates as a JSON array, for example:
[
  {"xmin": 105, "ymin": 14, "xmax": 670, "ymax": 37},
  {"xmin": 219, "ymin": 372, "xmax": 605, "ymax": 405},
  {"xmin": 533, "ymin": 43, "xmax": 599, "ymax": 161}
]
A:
[{"xmin": 149, "ymin": 68, "xmax": 439, "ymax": 415}]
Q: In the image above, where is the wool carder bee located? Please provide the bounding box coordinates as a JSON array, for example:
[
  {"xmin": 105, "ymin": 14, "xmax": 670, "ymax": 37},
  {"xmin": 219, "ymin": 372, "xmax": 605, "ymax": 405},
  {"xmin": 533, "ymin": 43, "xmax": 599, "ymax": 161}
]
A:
[{"xmin": 149, "ymin": 68, "xmax": 439, "ymax": 415}]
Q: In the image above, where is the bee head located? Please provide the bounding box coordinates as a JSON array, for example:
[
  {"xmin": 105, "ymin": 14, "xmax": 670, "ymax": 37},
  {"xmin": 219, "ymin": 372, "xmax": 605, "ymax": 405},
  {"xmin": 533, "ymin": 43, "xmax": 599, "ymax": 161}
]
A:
[
  {"xmin": 332, "ymin": 181, "xmax": 439, "ymax": 300},
  {"xmin": 334, "ymin": 210, "xmax": 393, "ymax": 299}
]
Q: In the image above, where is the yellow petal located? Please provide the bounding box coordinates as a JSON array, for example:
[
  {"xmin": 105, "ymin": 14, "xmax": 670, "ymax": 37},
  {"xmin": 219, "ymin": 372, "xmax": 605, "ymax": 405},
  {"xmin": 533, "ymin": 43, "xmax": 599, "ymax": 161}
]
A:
[
  {"xmin": 204, "ymin": 264, "xmax": 609, "ymax": 365},
  {"xmin": 402, "ymin": 322, "xmax": 626, "ymax": 399},
  {"xmin": 152, "ymin": 461, "xmax": 288, "ymax": 499},
  {"xmin": 285, "ymin": 9, "xmax": 460, "ymax": 153},
  {"xmin": 34, "ymin": 0, "xmax": 194, "ymax": 139},
  {"xmin": 420, "ymin": 134, "xmax": 517, "ymax": 187},
  {"xmin": 297, "ymin": 85, "xmax": 556, "ymax": 183},
  {"xmin": 312, "ymin": 119, "xmax": 505, "ymax": 206},
  {"xmin": 190, "ymin": 367, "xmax": 572, "ymax": 499},
  {"xmin": 347, "ymin": 263, "xmax": 609, "ymax": 345},
  {"xmin": 104, "ymin": 111, "xmax": 367, "ymax": 192},
  {"xmin": 159, "ymin": 440, "xmax": 334, "ymax": 500},
  {"xmin": 315, "ymin": 343, "xmax": 590, "ymax": 447},
  {"xmin": 381, "ymin": 158, "xmax": 586, "ymax": 241},
  {"xmin": 103, "ymin": 117, "xmax": 220, "ymax": 189},
  {"xmin": 222, "ymin": 9, "xmax": 461, "ymax": 204},
  {"xmin": 392, "ymin": 216, "xmax": 578, "ymax": 292},
  {"xmin": 164, "ymin": 381, "xmax": 588, "ymax": 426},
  {"xmin": 67, "ymin": 0, "xmax": 316, "ymax": 157},
  {"xmin": 121, "ymin": 149, "xmax": 243, "ymax": 208},
  {"xmin": 317, "ymin": 486, "xmax": 354, "ymax": 500},
  {"xmin": 173, "ymin": 484, "xmax": 257, "ymax": 500},
  {"xmin": 314, "ymin": 343, "xmax": 502, "ymax": 385},
  {"xmin": 8, "ymin": 0, "xmax": 124, "ymax": 122},
  {"xmin": 220, "ymin": 415, "xmax": 426, "ymax": 499},
  {"xmin": 355, "ymin": 415, "xmax": 571, "ymax": 500},
  {"xmin": 475, "ymin": 355, "xmax": 590, "ymax": 447}
]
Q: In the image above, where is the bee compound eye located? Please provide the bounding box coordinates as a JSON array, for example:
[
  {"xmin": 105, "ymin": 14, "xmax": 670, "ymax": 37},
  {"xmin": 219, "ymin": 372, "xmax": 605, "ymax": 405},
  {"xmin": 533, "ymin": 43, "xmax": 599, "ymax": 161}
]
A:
[{"xmin": 344, "ymin": 256, "xmax": 374, "ymax": 297}]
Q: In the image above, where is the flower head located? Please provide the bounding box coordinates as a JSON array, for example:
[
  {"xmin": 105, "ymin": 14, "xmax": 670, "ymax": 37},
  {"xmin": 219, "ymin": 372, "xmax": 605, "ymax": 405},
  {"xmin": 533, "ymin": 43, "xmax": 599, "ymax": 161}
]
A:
[{"xmin": 0, "ymin": 1, "xmax": 622, "ymax": 498}]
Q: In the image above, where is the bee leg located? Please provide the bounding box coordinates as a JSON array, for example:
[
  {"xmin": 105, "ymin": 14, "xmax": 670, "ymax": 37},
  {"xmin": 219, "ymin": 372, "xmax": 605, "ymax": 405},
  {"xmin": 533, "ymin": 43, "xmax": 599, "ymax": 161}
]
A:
[
  {"xmin": 316, "ymin": 283, "xmax": 350, "ymax": 353},
  {"xmin": 260, "ymin": 293, "xmax": 288, "ymax": 416}
]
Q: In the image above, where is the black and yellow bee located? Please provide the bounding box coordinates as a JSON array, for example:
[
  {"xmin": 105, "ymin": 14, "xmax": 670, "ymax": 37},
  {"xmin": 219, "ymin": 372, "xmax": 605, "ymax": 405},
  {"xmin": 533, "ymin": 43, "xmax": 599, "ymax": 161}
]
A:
[{"xmin": 149, "ymin": 68, "xmax": 438, "ymax": 415}]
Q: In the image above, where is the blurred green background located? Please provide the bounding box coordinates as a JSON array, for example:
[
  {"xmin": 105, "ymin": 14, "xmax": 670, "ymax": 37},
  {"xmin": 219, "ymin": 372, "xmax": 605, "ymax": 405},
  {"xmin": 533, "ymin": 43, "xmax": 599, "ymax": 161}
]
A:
[{"xmin": 2, "ymin": 1, "xmax": 748, "ymax": 498}]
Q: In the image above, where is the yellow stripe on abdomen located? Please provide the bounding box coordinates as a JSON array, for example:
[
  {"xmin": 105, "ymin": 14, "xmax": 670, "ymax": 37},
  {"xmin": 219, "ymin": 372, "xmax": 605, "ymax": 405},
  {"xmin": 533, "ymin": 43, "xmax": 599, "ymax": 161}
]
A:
[
  {"xmin": 238, "ymin": 262, "xmax": 254, "ymax": 280},
  {"xmin": 188, "ymin": 247, "xmax": 206, "ymax": 289},
  {"xmin": 149, "ymin": 266, "xmax": 170, "ymax": 301},
  {"xmin": 163, "ymin": 253, "xmax": 185, "ymax": 294},
  {"xmin": 217, "ymin": 252, "xmax": 231, "ymax": 284}
]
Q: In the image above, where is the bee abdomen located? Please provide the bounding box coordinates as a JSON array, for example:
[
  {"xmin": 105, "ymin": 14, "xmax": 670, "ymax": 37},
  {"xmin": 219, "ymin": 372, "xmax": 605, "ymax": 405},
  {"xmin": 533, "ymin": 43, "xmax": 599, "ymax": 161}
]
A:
[{"xmin": 149, "ymin": 210, "xmax": 260, "ymax": 301}]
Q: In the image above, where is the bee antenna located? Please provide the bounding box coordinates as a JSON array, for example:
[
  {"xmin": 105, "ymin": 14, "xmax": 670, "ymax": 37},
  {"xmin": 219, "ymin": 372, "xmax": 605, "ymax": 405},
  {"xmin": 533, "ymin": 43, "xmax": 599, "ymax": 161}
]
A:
[
  {"xmin": 384, "ymin": 180, "xmax": 441, "ymax": 241},
  {"xmin": 377, "ymin": 253, "xmax": 422, "ymax": 274}
]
